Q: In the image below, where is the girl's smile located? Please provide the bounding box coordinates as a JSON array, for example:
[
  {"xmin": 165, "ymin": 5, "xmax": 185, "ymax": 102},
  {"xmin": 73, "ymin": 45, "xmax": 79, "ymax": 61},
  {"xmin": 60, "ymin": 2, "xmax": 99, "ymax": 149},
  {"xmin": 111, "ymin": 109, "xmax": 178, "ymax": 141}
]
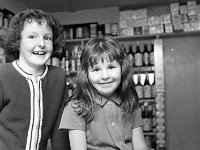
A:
[{"xmin": 32, "ymin": 51, "xmax": 47, "ymax": 55}]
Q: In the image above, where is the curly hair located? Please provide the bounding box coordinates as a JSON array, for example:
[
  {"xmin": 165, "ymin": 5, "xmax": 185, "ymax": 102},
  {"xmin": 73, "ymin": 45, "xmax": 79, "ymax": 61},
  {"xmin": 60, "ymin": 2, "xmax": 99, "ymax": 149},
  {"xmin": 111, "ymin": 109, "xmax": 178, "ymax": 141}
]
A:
[
  {"xmin": 68, "ymin": 36, "xmax": 139, "ymax": 122},
  {"xmin": 0, "ymin": 8, "xmax": 65, "ymax": 60}
]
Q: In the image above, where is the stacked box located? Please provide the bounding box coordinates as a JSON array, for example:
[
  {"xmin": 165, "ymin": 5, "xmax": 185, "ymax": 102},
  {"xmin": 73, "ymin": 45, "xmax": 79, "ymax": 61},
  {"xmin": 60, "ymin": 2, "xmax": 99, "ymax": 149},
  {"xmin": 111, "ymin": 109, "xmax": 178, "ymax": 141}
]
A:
[
  {"xmin": 170, "ymin": 2, "xmax": 184, "ymax": 31},
  {"xmin": 180, "ymin": 5, "xmax": 189, "ymax": 24},
  {"xmin": 187, "ymin": 1, "xmax": 197, "ymax": 15},
  {"xmin": 180, "ymin": 5, "xmax": 188, "ymax": 14},
  {"xmin": 119, "ymin": 1, "xmax": 200, "ymax": 37},
  {"xmin": 190, "ymin": 22, "xmax": 199, "ymax": 31},
  {"xmin": 164, "ymin": 23, "xmax": 173, "ymax": 33},
  {"xmin": 183, "ymin": 23, "xmax": 191, "ymax": 31},
  {"xmin": 187, "ymin": 1, "xmax": 200, "ymax": 31},
  {"xmin": 132, "ymin": 8, "xmax": 148, "ymax": 35},
  {"xmin": 162, "ymin": 14, "xmax": 173, "ymax": 33},
  {"xmin": 172, "ymin": 15, "xmax": 183, "ymax": 31},
  {"xmin": 119, "ymin": 10, "xmax": 134, "ymax": 36},
  {"xmin": 170, "ymin": 3, "xmax": 180, "ymax": 16}
]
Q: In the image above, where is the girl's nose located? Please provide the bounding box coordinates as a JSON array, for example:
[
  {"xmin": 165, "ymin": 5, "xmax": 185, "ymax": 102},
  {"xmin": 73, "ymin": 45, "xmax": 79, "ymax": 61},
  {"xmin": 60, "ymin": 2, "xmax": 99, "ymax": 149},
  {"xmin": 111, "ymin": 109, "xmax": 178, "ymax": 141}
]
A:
[
  {"xmin": 101, "ymin": 69, "xmax": 110, "ymax": 80},
  {"xmin": 38, "ymin": 37, "xmax": 45, "ymax": 48}
]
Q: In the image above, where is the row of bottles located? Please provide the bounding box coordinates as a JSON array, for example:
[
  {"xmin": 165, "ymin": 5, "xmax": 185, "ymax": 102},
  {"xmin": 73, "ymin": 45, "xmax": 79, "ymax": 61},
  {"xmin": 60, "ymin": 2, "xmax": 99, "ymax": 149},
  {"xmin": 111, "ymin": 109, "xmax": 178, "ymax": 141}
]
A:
[
  {"xmin": 133, "ymin": 73, "xmax": 155, "ymax": 99},
  {"xmin": 63, "ymin": 23, "xmax": 119, "ymax": 40},
  {"xmin": 64, "ymin": 45, "xmax": 82, "ymax": 75},
  {"xmin": 46, "ymin": 44, "xmax": 82, "ymax": 76},
  {"xmin": 121, "ymin": 40, "xmax": 154, "ymax": 67}
]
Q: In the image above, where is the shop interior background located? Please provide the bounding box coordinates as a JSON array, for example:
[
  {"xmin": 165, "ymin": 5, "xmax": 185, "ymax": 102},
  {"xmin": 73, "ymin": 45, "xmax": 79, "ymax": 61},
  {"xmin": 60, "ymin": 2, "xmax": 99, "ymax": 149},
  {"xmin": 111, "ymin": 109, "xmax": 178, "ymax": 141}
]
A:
[{"xmin": 0, "ymin": 0, "xmax": 200, "ymax": 150}]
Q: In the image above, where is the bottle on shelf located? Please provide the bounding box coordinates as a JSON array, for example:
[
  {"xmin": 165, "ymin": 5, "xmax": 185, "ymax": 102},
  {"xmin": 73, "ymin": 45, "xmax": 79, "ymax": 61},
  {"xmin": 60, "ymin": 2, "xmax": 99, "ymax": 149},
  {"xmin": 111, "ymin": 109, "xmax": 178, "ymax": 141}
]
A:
[
  {"xmin": 145, "ymin": 135, "xmax": 152, "ymax": 149},
  {"xmin": 76, "ymin": 45, "xmax": 82, "ymax": 71},
  {"xmin": 111, "ymin": 23, "xmax": 118, "ymax": 36},
  {"xmin": 51, "ymin": 47, "xmax": 63, "ymax": 67},
  {"xmin": 66, "ymin": 80, "xmax": 74, "ymax": 98},
  {"xmin": 90, "ymin": 23, "xmax": 97, "ymax": 38},
  {"xmin": 142, "ymin": 102, "xmax": 152, "ymax": 132},
  {"xmin": 149, "ymin": 73, "xmax": 156, "ymax": 98},
  {"xmin": 76, "ymin": 26, "xmax": 83, "ymax": 39},
  {"xmin": 97, "ymin": 24, "xmax": 105, "ymax": 37},
  {"xmin": 131, "ymin": 42, "xmax": 137, "ymax": 58},
  {"xmin": 83, "ymin": 24, "xmax": 90, "ymax": 38},
  {"xmin": 147, "ymin": 40, "xmax": 154, "ymax": 66},
  {"xmin": 139, "ymin": 41, "xmax": 145, "ymax": 54},
  {"xmin": 65, "ymin": 49, "xmax": 70, "ymax": 75},
  {"xmin": 134, "ymin": 41, "xmax": 143, "ymax": 67},
  {"xmin": 143, "ymin": 73, "xmax": 152, "ymax": 98},
  {"xmin": 145, "ymin": 134, "xmax": 157, "ymax": 150},
  {"xmin": 143, "ymin": 42, "xmax": 150, "ymax": 66},
  {"xmin": 127, "ymin": 43, "xmax": 134, "ymax": 66},
  {"xmin": 70, "ymin": 47, "xmax": 76, "ymax": 73},
  {"xmin": 151, "ymin": 104, "xmax": 156, "ymax": 130},
  {"xmin": 104, "ymin": 23, "xmax": 112, "ymax": 36},
  {"xmin": 134, "ymin": 73, "xmax": 143, "ymax": 99},
  {"xmin": 60, "ymin": 56, "xmax": 66, "ymax": 71}
]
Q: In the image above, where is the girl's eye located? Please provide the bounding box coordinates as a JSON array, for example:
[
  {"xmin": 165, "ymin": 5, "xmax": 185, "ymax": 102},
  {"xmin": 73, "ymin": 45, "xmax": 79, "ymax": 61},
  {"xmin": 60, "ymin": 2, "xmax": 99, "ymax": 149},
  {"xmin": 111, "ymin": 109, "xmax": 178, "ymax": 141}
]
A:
[
  {"xmin": 28, "ymin": 35, "xmax": 36, "ymax": 39},
  {"xmin": 93, "ymin": 68, "xmax": 100, "ymax": 72},
  {"xmin": 44, "ymin": 36, "xmax": 52, "ymax": 41},
  {"xmin": 108, "ymin": 66, "xmax": 115, "ymax": 69}
]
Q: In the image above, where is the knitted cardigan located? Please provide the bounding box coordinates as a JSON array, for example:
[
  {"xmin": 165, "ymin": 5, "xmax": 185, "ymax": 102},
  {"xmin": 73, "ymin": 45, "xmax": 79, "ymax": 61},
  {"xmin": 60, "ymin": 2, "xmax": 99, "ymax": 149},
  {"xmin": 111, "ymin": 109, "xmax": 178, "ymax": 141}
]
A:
[{"xmin": 0, "ymin": 61, "xmax": 70, "ymax": 150}]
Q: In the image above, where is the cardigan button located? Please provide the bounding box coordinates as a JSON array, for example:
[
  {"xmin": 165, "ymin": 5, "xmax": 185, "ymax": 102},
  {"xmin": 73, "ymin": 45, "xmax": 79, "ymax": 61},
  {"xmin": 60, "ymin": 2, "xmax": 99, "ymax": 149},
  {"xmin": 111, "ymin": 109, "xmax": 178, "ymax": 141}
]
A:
[{"xmin": 107, "ymin": 101, "xmax": 112, "ymax": 105}]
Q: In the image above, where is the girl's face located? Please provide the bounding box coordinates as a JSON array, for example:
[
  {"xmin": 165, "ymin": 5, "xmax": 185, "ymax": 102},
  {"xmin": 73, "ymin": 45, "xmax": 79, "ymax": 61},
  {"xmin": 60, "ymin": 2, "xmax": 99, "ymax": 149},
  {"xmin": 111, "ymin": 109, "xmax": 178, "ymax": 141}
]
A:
[
  {"xmin": 19, "ymin": 19, "xmax": 53, "ymax": 71},
  {"xmin": 88, "ymin": 59, "xmax": 121, "ymax": 98}
]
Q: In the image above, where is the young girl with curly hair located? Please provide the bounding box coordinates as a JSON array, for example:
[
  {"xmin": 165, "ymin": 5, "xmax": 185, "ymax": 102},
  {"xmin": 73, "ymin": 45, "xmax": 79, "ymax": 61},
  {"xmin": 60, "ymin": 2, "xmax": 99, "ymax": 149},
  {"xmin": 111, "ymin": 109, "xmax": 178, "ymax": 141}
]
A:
[{"xmin": 0, "ymin": 8, "xmax": 70, "ymax": 150}]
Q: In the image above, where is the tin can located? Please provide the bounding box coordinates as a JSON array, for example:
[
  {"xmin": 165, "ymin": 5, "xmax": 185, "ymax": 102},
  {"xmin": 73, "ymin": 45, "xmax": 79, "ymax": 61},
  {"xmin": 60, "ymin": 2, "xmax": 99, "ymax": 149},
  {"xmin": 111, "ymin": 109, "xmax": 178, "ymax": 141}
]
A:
[
  {"xmin": 90, "ymin": 24, "xmax": 97, "ymax": 38},
  {"xmin": 104, "ymin": 23, "xmax": 111, "ymax": 36},
  {"xmin": 76, "ymin": 27, "xmax": 83, "ymax": 39},
  {"xmin": 111, "ymin": 23, "xmax": 118, "ymax": 36}
]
